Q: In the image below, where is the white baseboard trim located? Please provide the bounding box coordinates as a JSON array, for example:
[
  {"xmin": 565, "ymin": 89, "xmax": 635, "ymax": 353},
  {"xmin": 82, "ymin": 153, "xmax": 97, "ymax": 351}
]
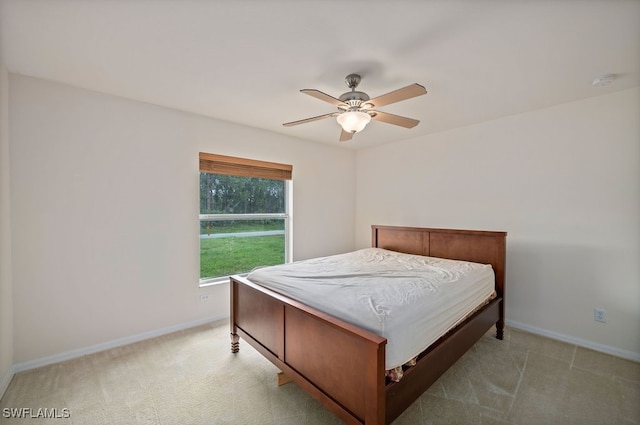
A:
[
  {"xmin": 11, "ymin": 314, "xmax": 228, "ymax": 376},
  {"xmin": 0, "ymin": 364, "xmax": 17, "ymax": 400},
  {"xmin": 506, "ymin": 320, "xmax": 640, "ymax": 362}
]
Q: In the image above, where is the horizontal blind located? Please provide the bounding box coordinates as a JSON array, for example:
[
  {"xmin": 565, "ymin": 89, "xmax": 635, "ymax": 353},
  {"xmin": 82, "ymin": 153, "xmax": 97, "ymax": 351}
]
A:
[{"xmin": 199, "ymin": 153, "xmax": 292, "ymax": 180}]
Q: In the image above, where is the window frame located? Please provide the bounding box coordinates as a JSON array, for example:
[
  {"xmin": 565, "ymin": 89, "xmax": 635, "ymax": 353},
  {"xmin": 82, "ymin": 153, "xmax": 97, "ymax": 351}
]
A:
[{"xmin": 198, "ymin": 153, "xmax": 292, "ymax": 286}]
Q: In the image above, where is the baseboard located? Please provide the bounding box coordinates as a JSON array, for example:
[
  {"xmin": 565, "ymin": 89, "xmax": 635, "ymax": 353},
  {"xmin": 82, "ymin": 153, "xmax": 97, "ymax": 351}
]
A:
[
  {"xmin": 0, "ymin": 364, "xmax": 17, "ymax": 400},
  {"xmin": 506, "ymin": 320, "xmax": 640, "ymax": 362},
  {"xmin": 11, "ymin": 314, "xmax": 228, "ymax": 376}
]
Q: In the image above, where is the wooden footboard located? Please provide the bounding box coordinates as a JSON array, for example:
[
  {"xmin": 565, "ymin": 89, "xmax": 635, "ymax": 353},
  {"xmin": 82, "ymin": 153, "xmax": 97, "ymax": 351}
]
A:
[
  {"xmin": 231, "ymin": 276, "xmax": 387, "ymax": 424},
  {"xmin": 230, "ymin": 225, "xmax": 506, "ymax": 424}
]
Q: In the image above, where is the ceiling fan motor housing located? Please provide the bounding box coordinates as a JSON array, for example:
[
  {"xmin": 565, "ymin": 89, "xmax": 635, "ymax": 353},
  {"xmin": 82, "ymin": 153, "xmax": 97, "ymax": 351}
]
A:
[{"xmin": 338, "ymin": 91, "xmax": 370, "ymax": 110}]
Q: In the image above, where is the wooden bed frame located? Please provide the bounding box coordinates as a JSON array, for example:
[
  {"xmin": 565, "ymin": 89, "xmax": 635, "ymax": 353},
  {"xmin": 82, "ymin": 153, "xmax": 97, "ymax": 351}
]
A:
[{"xmin": 230, "ymin": 225, "xmax": 506, "ymax": 424}]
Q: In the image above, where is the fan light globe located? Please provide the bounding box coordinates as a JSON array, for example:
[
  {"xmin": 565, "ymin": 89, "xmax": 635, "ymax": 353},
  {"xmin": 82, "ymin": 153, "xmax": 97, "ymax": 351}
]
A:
[{"xmin": 337, "ymin": 111, "xmax": 371, "ymax": 133}]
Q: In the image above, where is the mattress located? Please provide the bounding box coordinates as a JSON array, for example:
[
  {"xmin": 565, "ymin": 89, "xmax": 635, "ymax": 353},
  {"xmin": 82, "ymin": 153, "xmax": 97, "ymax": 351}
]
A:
[{"xmin": 247, "ymin": 247, "xmax": 495, "ymax": 370}]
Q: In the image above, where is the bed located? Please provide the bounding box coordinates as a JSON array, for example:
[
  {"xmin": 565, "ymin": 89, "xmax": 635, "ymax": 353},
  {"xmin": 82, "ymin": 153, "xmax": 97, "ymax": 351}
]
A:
[{"xmin": 229, "ymin": 225, "xmax": 507, "ymax": 424}]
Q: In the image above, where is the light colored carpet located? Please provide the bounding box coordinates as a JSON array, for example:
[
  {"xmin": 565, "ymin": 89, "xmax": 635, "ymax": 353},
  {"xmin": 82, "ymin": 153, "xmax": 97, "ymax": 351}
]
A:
[{"xmin": 1, "ymin": 320, "xmax": 638, "ymax": 424}]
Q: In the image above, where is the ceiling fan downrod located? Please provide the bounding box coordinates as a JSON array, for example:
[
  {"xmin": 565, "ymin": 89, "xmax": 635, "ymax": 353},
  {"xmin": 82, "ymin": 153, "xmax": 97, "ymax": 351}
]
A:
[{"xmin": 339, "ymin": 74, "xmax": 370, "ymax": 108}]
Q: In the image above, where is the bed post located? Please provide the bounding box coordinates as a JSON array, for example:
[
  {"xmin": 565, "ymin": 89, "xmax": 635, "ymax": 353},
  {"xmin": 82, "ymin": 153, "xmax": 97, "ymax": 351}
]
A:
[
  {"xmin": 230, "ymin": 278, "xmax": 240, "ymax": 353},
  {"xmin": 495, "ymin": 235, "xmax": 506, "ymax": 341},
  {"xmin": 496, "ymin": 309, "xmax": 505, "ymax": 340},
  {"xmin": 230, "ymin": 333, "xmax": 240, "ymax": 353}
]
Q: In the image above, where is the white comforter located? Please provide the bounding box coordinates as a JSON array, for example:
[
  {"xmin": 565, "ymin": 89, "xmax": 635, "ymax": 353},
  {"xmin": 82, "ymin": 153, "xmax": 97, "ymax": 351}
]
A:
[{"xmin": 247, "ymin": 247, "xmax": 495, "ymax": 370}]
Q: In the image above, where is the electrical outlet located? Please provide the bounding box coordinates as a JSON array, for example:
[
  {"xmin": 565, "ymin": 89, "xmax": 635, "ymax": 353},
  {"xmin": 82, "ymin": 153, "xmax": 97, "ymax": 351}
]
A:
[
  {"xmin": 594, "ymin": 307, "xmax": 606, "ymax": 323},
  {"xmin": 199, "ymin": 294, "xmax": 209, "ymax": 302}
]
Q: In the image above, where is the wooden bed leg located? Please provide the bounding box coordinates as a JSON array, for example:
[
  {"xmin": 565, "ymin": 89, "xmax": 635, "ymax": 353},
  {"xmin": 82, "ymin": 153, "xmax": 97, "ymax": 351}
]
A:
[
  {"xmin": 230, "ymin": 333, "xmax": 240, "ymax": 353},
  {"xmin": 277, "ymin": 372, "xmax": 292, "ymax": 386},
  {"xmin": 496, "ymin": 320, "xmax": 504, "ymax": 340},
  {"xmin": 496, "ymin": 298, "xmax": 505, "ymax": 340}
]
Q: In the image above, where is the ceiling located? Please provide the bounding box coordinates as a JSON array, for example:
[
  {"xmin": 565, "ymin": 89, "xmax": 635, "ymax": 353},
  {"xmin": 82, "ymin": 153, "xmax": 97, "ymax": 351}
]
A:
[{"xmin": 1, "ymin": 0, "xmax": 639, "ymax": 150}]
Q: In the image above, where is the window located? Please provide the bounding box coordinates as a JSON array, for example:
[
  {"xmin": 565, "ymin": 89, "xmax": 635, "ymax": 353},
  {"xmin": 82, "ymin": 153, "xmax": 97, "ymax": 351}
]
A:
[{"xmin": 199, "ymin": 153, "xmax": 292, "ymax": 284}]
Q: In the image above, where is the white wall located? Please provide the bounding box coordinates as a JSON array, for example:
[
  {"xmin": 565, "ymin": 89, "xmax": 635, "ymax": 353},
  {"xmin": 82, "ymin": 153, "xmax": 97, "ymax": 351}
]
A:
[
  {"xmin": 356, "ymin": 88, "xmax": 640, "ymax": 359},
  {"xmin": 0, "ymin": 61, "xmax": 14, "ymax": 391},
  {"xmin": 7, "ymin": 71, "xmax": 638, "ymax": 369},
  {"xmin": 9, "ymin": 74, "xmax": 355, "ymax": 364}
]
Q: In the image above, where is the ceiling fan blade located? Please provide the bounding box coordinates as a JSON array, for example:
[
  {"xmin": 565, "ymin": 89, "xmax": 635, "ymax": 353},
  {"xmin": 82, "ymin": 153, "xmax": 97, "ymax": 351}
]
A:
[
  {"xmin": 365, "ymin": 83, "xmax": 427, "ymax": 108},
  {"xmin": 339, "ymin": 129, "xmax": 353, "ymax": 142},
  {"xmin": 370, "ymin": 110, "xmax": 420, "ymax": 128},
  {"xmin": 301, "ymin": 89, "xmax": 346, "ymax": 107},
  {"xmin": 283, "ymin": 112, "xmax": 337, "ymax": 127}
]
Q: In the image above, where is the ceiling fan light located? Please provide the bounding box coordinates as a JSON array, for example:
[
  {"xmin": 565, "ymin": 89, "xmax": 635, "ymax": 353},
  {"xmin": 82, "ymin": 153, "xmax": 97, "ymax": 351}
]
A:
[{"xmin": 336, "ymin": 111, "xmax": 371, "ymax": 133}]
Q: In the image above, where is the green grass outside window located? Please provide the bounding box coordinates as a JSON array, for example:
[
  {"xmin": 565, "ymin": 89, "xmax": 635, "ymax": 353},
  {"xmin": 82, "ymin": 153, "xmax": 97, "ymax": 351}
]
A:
[{"xmin": 200, "ymin": 235, "xmax": 284, "ymax": 279}]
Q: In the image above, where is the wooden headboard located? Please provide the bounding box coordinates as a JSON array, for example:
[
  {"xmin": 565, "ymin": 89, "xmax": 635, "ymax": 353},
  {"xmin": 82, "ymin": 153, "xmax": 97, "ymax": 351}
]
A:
[{"xmin": 371, "ymin": 225, "xmax": 507, "ymax": 299}]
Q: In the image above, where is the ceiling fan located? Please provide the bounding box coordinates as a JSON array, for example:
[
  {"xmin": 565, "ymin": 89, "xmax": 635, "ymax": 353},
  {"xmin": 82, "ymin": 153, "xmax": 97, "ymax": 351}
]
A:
[{"xmin": 283, "ymin": 74, "xmax": 427, "ymax": 142}]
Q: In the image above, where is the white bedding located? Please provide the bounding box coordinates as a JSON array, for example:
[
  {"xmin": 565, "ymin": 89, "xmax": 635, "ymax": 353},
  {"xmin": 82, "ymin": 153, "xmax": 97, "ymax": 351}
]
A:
[{"xmin": 246, "ymin": 247, "xmax": 495, "ymax": 370}]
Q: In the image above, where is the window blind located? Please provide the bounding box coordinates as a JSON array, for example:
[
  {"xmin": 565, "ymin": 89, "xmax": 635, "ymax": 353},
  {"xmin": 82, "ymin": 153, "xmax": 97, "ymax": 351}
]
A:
[{"xmin": 199, "ymin": 153, "xmax": 292, "ymax": 181}]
